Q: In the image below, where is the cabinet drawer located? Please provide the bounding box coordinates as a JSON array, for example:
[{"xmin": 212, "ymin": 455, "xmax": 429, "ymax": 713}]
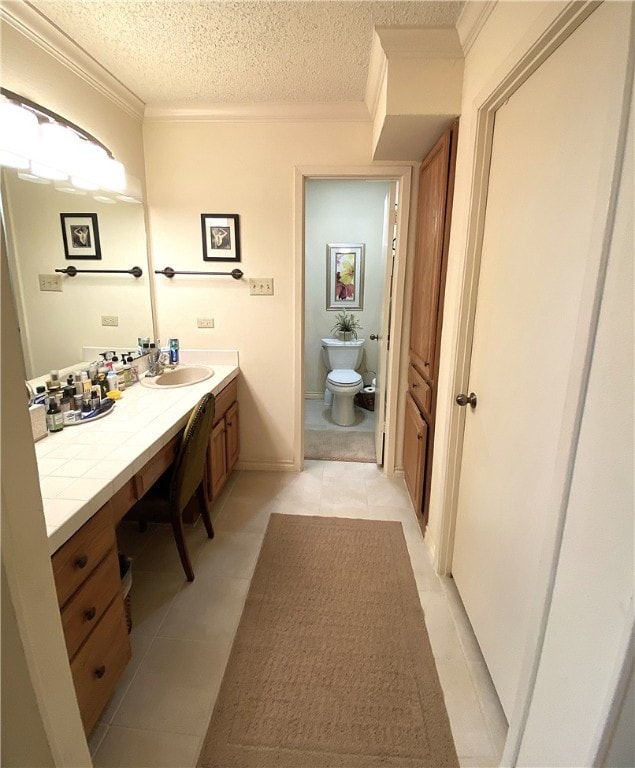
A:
[
  {"xmin": 70, "ymin": 595, "xmax": 131, "ymax": 734},
  {"xmin": 408, "ymin": 364, "xmax": 432, "ymax": 416},
  {"xmin": 134, "ymin": 436, "xmax": 178, "ymax": 498},
  {"xmin": 52, "ymin": 506, "xmax": 115, "ymax": 608},
  {"xmin": 214, "ymin": 378, "xmax": 237, "ymax": 423},
  {"xmin": 60, "ymin": 548, "xmax": 121, "ymax": 660}
]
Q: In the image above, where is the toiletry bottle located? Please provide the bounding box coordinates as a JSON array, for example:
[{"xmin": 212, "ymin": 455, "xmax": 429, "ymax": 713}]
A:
[
  {"xmin": 81, "ymin": 371, "xmax": 91, "ymax": 394},
  {"xmin": 106, "ymin": 370, "xmax": 119, "ymax": 392},
  {"xmin": 111, "ymin": 356, "xmax": 125, "ymax": 390},
  {"xmin": 169, "ymin": 338, "xmax": 179, "ymax": 365},
  {"xmin": 123, "ymin": 358, "xmax": 132, "ymax": 387},
  {"xmin": 47, "ymin": 369, "xmax": 61, "ymax": 394},
  {"xmin": 46, "ymin": 398, "xmax": 64, "ymax": 432}
]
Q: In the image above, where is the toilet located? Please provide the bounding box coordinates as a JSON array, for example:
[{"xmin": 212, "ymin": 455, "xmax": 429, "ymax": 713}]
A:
[{"xmin": 321, "ymin": 337, "xmax": 365, "ymax": 426}]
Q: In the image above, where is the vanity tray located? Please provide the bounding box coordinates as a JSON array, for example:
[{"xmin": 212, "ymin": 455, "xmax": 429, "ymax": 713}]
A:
[{"xmin": 64, "ymin": 401, "xmax": 115, "ymax": 426}]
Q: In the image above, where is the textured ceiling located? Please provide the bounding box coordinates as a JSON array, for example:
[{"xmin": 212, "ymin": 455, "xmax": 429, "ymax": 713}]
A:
[{"xmin": 27, "ymin": 1, "xmax": 463, "ymax": 106}]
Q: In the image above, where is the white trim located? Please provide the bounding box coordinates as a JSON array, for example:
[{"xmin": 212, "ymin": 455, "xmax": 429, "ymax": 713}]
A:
[
  {"xmin": 589, "ymin": 611, "xmax": 635, "ymax": 766},
  {"xmin": 144, "ymin": 101, "xmax": 370, "ymax": 123},
  {"xmin": 1, "ymin": 1, "xmax": 145, "ymax": 121},
  {"xmin": 235, "ymin": 459, "xmax": 297, "ymax": 473},
  {"xmin": 434, "ymin": 2, "xmax": 630, "ymax": 764},
  {"xmin": 456, "ymin": 0, "xmax": 498, "ymax": 56},
  {"xmin": 365, "ymin": 30, "xmax": 387, "ymax": 121},
  {"xmin": 294, "ymin": 164, "xmax": 412, "ymax": 477}
]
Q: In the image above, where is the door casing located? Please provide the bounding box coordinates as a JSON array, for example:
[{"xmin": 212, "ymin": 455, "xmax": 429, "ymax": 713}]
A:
[{"xmin": 294, "ymin": 165, "xmax": 412, "ymax": 475}]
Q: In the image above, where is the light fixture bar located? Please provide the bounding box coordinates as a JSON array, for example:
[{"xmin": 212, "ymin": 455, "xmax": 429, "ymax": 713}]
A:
[{"xmin": 0, "ymin": 87, "xmax": 114, "ymax": 158}]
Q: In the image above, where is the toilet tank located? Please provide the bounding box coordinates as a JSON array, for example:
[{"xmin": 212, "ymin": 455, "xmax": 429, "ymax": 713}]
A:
[{"xmin": 321, "ymin": 338, "xmax": 365, "ymax": 369}]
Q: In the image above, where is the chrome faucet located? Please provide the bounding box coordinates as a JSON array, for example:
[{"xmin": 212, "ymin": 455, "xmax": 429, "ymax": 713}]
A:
[{"xmin": 146, "ymin": 350, "xmax": 175, "ymax": 377}]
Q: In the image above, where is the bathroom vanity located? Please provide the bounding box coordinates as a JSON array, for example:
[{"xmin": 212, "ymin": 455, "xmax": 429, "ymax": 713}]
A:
[{"xmin": 36, "ymin": 352, "xmax": 239, "ymax": 733}]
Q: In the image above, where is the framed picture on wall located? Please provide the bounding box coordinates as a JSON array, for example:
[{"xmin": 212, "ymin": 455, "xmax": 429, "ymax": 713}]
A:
[
  {"xmin": 60, "ymin": 213, "xmax": 101, "ymax": 260},
  {"xmin": 201, "ymin": 213, "xmax": 241, "ymax": 262},
  {"xmin": 326, "ymin": 243, "xmax": 365, "ymax": 310}
]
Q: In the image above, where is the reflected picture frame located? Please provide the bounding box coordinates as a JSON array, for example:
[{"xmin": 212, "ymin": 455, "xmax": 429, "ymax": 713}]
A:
[
  {"xmin": 201, "ymin": 213, "xmax": 241, "ymax": 262},
  {"xmin": 60, "ymin": 213, "xmax": 101, "ymax": 260},
  {"xmin": 326, "ymin": 243, "xmax": 364, "ymax": 310}
]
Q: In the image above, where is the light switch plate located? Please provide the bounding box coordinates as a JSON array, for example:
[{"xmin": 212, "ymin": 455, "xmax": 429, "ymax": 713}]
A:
[
  {"xmin": 38, "ymin": 274, "xmax": 62, "ymax": 292},
  {"xmin": 197, "ymin": 318, "xmax": 214, "ymax": 328},
  {"xmin": 101, "ymin": 315, "xmax": 119, "ymax": 327},
  {"xmin": 249, "ymin": 278, "xmax": 274, "ymax": 295}
]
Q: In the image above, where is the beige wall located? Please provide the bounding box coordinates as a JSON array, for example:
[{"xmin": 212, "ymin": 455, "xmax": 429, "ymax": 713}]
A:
[{"xmin": 143, "ymin": 120, "xmax": 377, "ymax": 469}]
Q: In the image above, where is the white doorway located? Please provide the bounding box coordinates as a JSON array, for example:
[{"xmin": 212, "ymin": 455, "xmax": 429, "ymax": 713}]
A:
[
  {"xmin": 293, "ymin": 166, "xmax": 412, "ymax": 474},
  {"xmin": 450, "ymin": 0, "xmax": 632, "ymax": 725}
]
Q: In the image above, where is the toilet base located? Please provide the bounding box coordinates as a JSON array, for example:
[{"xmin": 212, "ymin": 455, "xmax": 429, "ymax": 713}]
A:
[{"xmin": 331, "ymin": 394, "xmax": 357, "ymax": 427}]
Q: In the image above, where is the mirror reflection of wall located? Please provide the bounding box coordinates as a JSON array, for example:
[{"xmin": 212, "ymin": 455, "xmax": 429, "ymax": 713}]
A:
[{"xmin": 2, "ymin": 169, "xmax": 154, "ymax": 378}]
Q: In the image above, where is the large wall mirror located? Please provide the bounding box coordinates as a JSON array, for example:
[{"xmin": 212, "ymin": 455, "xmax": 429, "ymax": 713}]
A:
[{"xmin": 2, "ymin": 169, "xmax": 155, "ymax": 379}]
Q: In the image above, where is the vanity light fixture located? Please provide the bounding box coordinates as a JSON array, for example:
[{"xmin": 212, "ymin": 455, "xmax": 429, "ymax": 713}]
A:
[{"xmin": 0, "ymin": 88, "xmax": 128, "ymax": 196}]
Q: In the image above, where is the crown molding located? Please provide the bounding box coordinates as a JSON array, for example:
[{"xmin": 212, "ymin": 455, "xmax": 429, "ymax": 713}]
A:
[
  {"xmin": 365, "ymin": 30, "xmax": 388, "ymax": 121},
  {"xmin": 1, "ymin": 0, "xmax": 145, "ymax": 121},
  {"xmin": 456, "ymin": 0, "xmax": 498, "ymax": 55},
  {"xmin": 144, "ymin": 101, "xmax": 371, "ymax": 123}
]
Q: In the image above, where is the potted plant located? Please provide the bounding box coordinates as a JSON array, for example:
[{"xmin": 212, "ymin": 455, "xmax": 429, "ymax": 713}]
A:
[{"xmin": 330, "ymin": 310, "xmax": 363, "ymax": 341}]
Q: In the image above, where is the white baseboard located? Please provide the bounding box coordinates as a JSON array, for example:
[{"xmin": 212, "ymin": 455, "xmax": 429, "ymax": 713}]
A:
[{"xmin": 234, "ymin": 460, "xmax": 297, "ymax": 473}]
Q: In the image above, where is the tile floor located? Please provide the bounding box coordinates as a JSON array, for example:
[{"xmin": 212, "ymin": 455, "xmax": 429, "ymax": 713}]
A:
[
  {"xmin": 90, "ymin": 463, "xmax": 507, "ymax": 767},
  {"xmin": 305, "ymin": 397, "xmax": 375, "ymax": 433}
]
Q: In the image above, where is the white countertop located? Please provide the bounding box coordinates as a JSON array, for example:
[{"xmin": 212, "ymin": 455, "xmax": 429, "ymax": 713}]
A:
[{"xmin": 34, "ymin": 351, "xmax": 239, "ymax": 554}]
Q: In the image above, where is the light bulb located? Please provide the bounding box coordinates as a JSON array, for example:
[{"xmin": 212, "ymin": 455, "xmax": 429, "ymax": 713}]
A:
[{"xmin": 0, "ymin": 101, "xmax": 39, "ymax": 169}]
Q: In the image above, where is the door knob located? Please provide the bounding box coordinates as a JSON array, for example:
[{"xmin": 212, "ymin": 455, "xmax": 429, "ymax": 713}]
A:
[
  {"xmin": 456, "ymin": 392, "xmax": 477, "ymax": 408},
  {"xmin": 370, "ymin": 334, "xmax": 380, "ymax": 341}
]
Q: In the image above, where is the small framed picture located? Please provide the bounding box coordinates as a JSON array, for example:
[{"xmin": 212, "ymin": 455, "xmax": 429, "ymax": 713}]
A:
[
  {"xmin": 201, "ymin": 213, "xmax": 241, "ymax": 263},
  {"xmin": 60, "ymin": 213, "xmax": 101, "ymax": 260},
  {"xmin": 326, "ymin": 243, "xmax": 365, "ymax": 310}
]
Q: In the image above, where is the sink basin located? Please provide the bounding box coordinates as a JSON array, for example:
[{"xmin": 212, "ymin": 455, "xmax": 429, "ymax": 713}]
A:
[{"xmin": 140, "ymin": 365, "xmax": 214, "ymax": 389}]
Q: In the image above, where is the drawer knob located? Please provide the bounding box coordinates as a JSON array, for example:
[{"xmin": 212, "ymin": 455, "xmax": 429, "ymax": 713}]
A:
[
  {"xmin": 84, "ymin": 607, "xmax": 97, "ymax": 622},
  {"xmin": 417, "ymin": 433, "xmax": 423, "ymax": 441},
  {"xmin": 94, "ymin": 665, "xmax": 106, "ymax": 679},
  {"xmin": 412, "ymin": 382, "xmax": 418, "ymax": 388},
  {"xmin": 75, "ymin": 554, "xmax": 88, "ymax": 569}
]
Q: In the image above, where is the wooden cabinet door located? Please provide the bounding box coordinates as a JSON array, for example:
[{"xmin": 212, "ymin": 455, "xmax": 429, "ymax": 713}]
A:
[
  {"xmin": 403, "ymin": 394, "xmax": 428, "ymax": 515},
  {"xmin": 225, "ymin": 401, "xmax": 240, "ymax": 471},
  {"xmin": 409, "ymin": 126, "xmax": 455, "ymax": 382},
  {"xmin": 209, "ymin": 418, "xmax": 227, "ymax": 500}
]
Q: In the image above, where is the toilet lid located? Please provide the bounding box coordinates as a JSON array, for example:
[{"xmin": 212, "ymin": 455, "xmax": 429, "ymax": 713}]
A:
[{"xmin": 327, "ymin": 369, "xmax": 362, "ymax": 386}]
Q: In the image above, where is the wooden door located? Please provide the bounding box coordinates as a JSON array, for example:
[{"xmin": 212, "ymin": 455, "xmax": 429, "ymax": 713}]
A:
[
  {"xmin": 406, "ymin": 120, "xmax": 457, "ymax": 524},
  {"xmin": 409, "ymin": 127, "xmax": 454, "ymax": 382},
  {"xmin": 403, "ymin": 393, "xmax": 427, "ymax": 515},
  {"xmin": 451, "ymin": 2, "xmax": 631, "ymax": 717}
]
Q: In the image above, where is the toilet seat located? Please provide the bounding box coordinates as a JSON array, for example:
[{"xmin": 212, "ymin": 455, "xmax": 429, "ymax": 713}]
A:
[{"xmin": 327, "ymin": 369, "xmax": 362, "ymax": 388}]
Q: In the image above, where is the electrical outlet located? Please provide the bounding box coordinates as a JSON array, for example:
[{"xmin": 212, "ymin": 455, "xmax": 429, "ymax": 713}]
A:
[
  {"xmin": 38, "ymin": 274, "xmax": 62, "ymax": 292},
  {"xmin": 249, "ymin": 278, "xmax": 274, "ymax": 296},
  {"xmin": 197, "ymin": 318, "xmax": 214, "ymax": 329},
  {"xmin": 101, "ymin": 315, "xmax": 119, "ymax": 327}
]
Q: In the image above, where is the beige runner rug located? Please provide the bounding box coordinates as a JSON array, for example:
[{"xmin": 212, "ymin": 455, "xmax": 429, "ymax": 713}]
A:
[{"xmin": 197, "ymin": 514, "xmax": 458, "ymax": 768}]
